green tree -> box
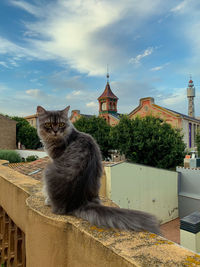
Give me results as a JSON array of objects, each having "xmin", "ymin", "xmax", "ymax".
[
  {"xmin": 110, "ymin": 115, "xmax": 186, "ymax": 169},
  {"xmin": 11, "ymin": 116, "xmax": 41, "ymax": 149},
  {"xmin": 74, "ymin": 116, "xmax": 112, "ymax": 158}
]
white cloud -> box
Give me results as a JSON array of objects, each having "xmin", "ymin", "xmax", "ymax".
[
  {"xmin": 0, "ymin": 61, "xmax": 9, "ymax": 68},
  {"xmin": 26, "ymin": 89, "xmax": 46, "ymax": 98},
  {"xmin": 171, "ymin": 0, "xmax": 189, "ymax": 13},
  {"xmin": 129, "ymin": 47, "xmax": 154, "ymax": 64},
  {"xmin": 9, "ymin": 0, "xmax": 42, "ymax": 17},
  {"xmin": 66, "ymin": 90, "xmax": 83, "ymax": 100},
  {"xmin": 157, "ymin": 88, "xmax": 188, "ymax": 115},
  {"xmin": 150, "ymin": 66, "xmax": 163, "ymax": 71},
  {"xmin": 150, "ymin": 62, "xmax": 170, "ymax": 71},
  {"xmin": 5, "ymin": 0, "xmax": 175, "ymax": 75},
  {"xmin": 86, "ymin": 101, "xmax": 98, "ymax": 108}
]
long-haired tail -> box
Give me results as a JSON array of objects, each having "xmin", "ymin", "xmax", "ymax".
[{"xmin": 73, "ymin": 202, "xmax": 160, "ymax": 234}]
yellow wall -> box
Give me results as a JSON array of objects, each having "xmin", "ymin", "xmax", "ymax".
[{"xmin": 1, "ymin": 161, "xmax": 200, "ymax": 266}]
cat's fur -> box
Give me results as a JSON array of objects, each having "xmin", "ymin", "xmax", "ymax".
[{"xmin": 37, "ymin": 105, "xmax": 160, "ymax": 234}]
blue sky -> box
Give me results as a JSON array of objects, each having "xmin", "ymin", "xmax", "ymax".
[{"xmin": 0, "ymin": 0, "xmax": 200, "ymax": 117}]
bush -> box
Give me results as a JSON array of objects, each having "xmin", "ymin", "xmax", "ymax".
[
  {"xmin": 0, "ymin": 150, "xmax": 22, "ymax": 163},
  {"xmin": 26, "ymin": 155, "xmax": 39, "ymax": 162}
]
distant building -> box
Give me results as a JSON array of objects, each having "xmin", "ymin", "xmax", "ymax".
[
  {"xmin": 187, "ymin": 78, "xmax": 195, "ymax": 117},
  {"xmin": 129, "ymin": 97, "xmax": 200, "ymax": 150},
  {"xmin": 97, "ymin": 74, "xmax": 120, "ymax": 126},
  {"xmin": 0, "ymin": 114, "xmax": 17, "ymax": 149},
  {"xmin": 24, "ymin": 114, "xmax": 38, "ymax": 129},
  {"xmin": 70, "ymin": 110, "xmax": 93, "ymax": 123}
]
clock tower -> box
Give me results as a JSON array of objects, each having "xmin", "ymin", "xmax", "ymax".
[{"xmin": 98, "ymin": 73, "xmax": 118, "ymax": 124}]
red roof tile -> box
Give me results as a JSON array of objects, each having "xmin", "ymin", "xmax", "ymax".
[
  {"xmin": 6, "ymin": 157, "xmax": 49, "ymax": 181},
  {"xmin": 98, "ymin": 82, "xmax": 118, "ymax": 100}
]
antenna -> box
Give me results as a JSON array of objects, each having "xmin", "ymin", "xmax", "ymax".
[{"xmin": 106, "ymin": 64, "xmax": 109, "ymax": 83}]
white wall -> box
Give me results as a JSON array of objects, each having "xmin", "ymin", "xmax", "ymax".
[
  {"xmin": 105, "ymin": 162, "xmax": 178, "ymax": 224},
  {"xmin": 15, "ymin": 149, "xmax": 47, "ymax": 159}
]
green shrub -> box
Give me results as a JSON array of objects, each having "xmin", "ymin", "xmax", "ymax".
[
  {"xmin": 0, "ymin": 150, "xmax": 22, "ymax": 163},
  {"xmin": 26, "ymin": 155, "xmax": 39, "ymax": 162}
]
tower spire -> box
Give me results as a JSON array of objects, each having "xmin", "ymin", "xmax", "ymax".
[{"xmin": 106, "ymin": 64, "xmax": 109, "ymax": 83}]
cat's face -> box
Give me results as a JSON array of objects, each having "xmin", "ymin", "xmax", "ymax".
[{"xmin": 37, "ymin": 106, "xmax": 71, "ymax": 141}]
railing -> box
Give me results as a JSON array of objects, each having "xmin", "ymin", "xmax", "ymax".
[{"xmin": 0, "ymin": 206, "xmax": 26, "ymax": 267}]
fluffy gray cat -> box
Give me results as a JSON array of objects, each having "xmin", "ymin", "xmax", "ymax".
[{"xmin": 37, "ymin": 105, "xmax": 160, "ymax": 234}]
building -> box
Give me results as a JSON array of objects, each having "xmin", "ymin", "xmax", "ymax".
[
  {"xmin": 0, "ymin": 114, "xmax": 17, "ymax": 149},
  {"xmin": 129, "ymin": 96, "xmax": 200, "ymax": 150},
  {"xmin": 97, "ymin": 74, "xmax": 120, "ymax": 126},
  {"xmin": 24, "ymin": 114, "xmax": 38, "ymax": 128},
  {"xmin": 70, "ymin": 110, "xmax": 93, "ymax": 123}
]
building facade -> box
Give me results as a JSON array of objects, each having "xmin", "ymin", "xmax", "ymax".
[
  {"xmin": 129, "ymin": 97, "xmax": 200, "ymax": 150},
  {"xmin": 0, "ymin": 114, "xmax": 17, "ymax": 149},
  {"xmin": 24, "ymin": 114, "xmax": 38, "ymax": 129}
]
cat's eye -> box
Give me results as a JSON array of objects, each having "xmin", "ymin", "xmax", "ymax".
[
  {"xmin": 44, "ymin": 122, "xmax": 51, "ymax": 128},
  {"xmin": 59, "ymin": 122, "xmax": 65, "ymax": 128}
]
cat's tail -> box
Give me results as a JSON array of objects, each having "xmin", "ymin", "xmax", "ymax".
[{"xmin": 73, "ymin": 202, "xmax": 160, "ymax": 234}]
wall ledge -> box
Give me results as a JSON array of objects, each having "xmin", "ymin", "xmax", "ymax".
[{"xmin": 1, "ymin": 164, "xmax": 200, "ymax": 266}]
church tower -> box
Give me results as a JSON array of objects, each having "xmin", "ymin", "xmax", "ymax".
[
  {"xmin": 98, "ymin": 72, "xmax": 118, "ymax": 124},
  {"xmin": 187, "ymin": 77, "xmax": 195, "ymax": 117}
]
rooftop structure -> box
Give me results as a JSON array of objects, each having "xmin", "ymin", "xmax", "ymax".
[
  {"xmin": 98, "ymin": 73, "xmax": 119, "ymax": 126},
  {"xmin": 187, "ymin": 77, "xmax": 195, "ymax": 118}
]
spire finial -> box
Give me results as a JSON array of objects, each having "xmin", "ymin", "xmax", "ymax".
[
  {"xmin": 106, "ymin": 64, "xmax": 109, "ymax": 83},
  {"xmin": 189, "ymin": 74, "xmax": 192, "ymax": 80}
]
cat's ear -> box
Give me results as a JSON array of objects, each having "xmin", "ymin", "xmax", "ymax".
[
  {"xmin": 37, "ymin": 106, "xmax": 46, "ymax": 115},
  {"xmin": 62, "ymin": 106, "xmax": 70, "ymax": 117}
]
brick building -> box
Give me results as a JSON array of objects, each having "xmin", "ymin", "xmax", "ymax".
[
  {"xmin": 97, "ymin": 76, "xmax": 120, "ymax": 126},
  {"xmin": 129, "ymin": 97, "xmax": 200, "ymax": 150},
  {"xmin": 70, "ymin": 110, "xmax": 93, "ymax": 123},
  {"xmin": 0, "ymin": 114, "xmax": 17, "ymax": 149}
]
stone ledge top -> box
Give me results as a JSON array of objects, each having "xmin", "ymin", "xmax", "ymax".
[{"xmin": 1, "ymin": 164, "xmax": 200, "ymax": 266}]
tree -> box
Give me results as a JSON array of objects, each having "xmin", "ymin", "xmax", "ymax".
[
  {"xmin": 74, "ymin": 116, "xmax": 112, "ymax": 158},
  {"xmin": 11, "ymin": 116, "xmax": 41, "ymax": 149},
  {"xmin": 110, "ymin": 115, "xmax": 186, "ymax": 169}
]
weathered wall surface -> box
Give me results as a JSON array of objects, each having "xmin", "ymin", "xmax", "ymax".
[
  {"xmin": 0, "ymin": 115, "xmax": 16, "ymax": 149},
  {"xmin": 1, "ymin": 161, "xmax": 200, "ymax": 267},
  {"xmin": 105, "ymin": 162, "xmax": 178, "ymax": 224},
  {"xmin": 177, "ymin": 167, "xmax": 200, "ymax": 218},
  {"xmin": 15, "ymin": 149, "xmax": 47, "ymax": 159}
]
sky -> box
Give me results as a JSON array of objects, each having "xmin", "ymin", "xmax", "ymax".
[{"xmin": 0, "ymin": 0, "xmax": 200, "ymax": 117}]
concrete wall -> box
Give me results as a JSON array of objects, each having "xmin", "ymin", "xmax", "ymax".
[
  {"xmin": 105, "ymin": 162, "xmax": 178, "ymax": 224},
  {"xmin": 0, "ymin": 115, "xmax": 16, "ymax": 149},
  {"xmin": 15, "ymin": 149, "xmax": 47, "ymax": 159},
  {"xmin": 177, "ymin": 167, "xmax": 200, "ymax": 218},
  {"xmin": 0, "ymin": 161, "xmax": 200, "ymax": 266}
]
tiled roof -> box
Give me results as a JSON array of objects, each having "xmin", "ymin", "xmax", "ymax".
[
  {"xmin": 6, "ymin": 157, "xmax": 49, "ymax": 180},
  {"xmin": 109, "ymin": 113, "xmax": 120, "ymax": 120},
  {"xmin": 98, "ymin": 82, "xmax": 118, "ymax": 100},
  {"xmin": 164, "ymin": 107, "xmax": 200, "ymax": 123}
]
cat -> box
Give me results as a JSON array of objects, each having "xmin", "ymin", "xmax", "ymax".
[{"xmin": 37, "ymin": 105, "xmax": 160, "ymax": 234}]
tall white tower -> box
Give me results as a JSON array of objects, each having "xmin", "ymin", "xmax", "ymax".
[{"xmin": 187, "ymin": 78, "xmax": 195, "ymax": 117}]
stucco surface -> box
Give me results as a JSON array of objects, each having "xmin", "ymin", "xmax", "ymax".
[{"xmin": 0, "ymin": 161, "xmax": 200, "ymax": 266}]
